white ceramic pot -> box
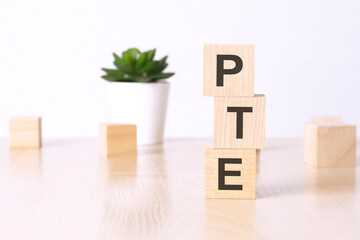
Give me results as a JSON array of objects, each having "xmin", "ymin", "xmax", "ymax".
[{"xmin": 107, "ymin": 81, "xmax": 170, "ymax": 145}]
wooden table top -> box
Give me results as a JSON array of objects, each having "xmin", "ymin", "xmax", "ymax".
[{"xmin": 0, "ymin": 138, "xmax": 359, "ymax": 240}]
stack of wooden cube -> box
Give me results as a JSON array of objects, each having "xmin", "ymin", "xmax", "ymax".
[{"xmin": 203, "ymin": 45, "xmax": 266, "ymax": 199}]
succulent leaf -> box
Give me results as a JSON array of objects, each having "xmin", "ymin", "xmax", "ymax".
[
  {"xmin": 158, "ymin": 56, "xmax": 168, "ymax": 68},
  {"xmin": 141, "ymin": 61, "xmax": 157, "ymax": 74},
  {"xmin": 135, "ymin": 52, "xmax": 148, "ymax": 70},
  {"xmin": 147, "ymin": 56, "xmax": 166, "ymax": 74},
  {"xmin": 122, "ymin": 51, "xmax": 134, "ymax": 66},
  {"xmin": 150, "ymin": 73, "xmax": 174, "ymax": 81},
  {"xmin": 115, "ymin": 63, "xmax": 134, "ymax": 74},
  {"xmin": 146, "ymin": 49, "xmax": 156, "ymax": 63},
  {"xmin": 101, "ymin": 75, "xmax": 120, "ymax": 81},
  {"xmin": 126, "ymin": 48, "xmax": 140, "ymax": 59},
  {"xmin": 113, "ymin": 53, "xmax": 123, "ymax": 68},
  {"xmin": 133, "ymin": 76, "xmax": 152, "ymax": 82},
  {"xmin": 159, "ymin": 63, "xmax": 168, "ymax": 72},
  {"xmin": 101, "ymin": 68, "xmax": 124, "ymax": 77}
]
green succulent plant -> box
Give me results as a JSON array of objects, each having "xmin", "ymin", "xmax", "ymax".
[{"xmin": 101, "ymin": 48, "xmax": 174, "ymax": 83}]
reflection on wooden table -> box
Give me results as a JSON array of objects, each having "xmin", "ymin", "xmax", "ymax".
[{"xmin": 0, "ymin": 138, "xmax": 359, "ymax": 239}]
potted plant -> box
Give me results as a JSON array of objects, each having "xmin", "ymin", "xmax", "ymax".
[{"xmin": 101, "ymin": 48, "xmax": 174, "ymax": 145}]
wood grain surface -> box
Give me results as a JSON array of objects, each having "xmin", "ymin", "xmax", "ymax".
[
  {"xmin": 0, "ymin": 138, "xmax": 359, "ymax": 240},
  {"xmin": 204, "ymin": 146, "xmax": 256, "ymax": 199},
  {"xmin": 9, "ymin": 117, "xmax": 42, "ymax": 148},
  {"xmin": 304, "ymin": 122, "xmax": 356, "ymax": 168},
  {"xmin": 203, "ymin": 44, "xmax": 255, "ymax": 97},
  {"xmin": 214, "ymin": 95, "xmax": 266, "ymax": 149}
]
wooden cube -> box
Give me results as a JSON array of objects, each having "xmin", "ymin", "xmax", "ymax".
[
  {"xmin": 312, "ymin": 116, "xmax": 342, "ymax": 122},
  {"xmin": 203, "ymin": 45, "xmax": 254, "ymax": 97},
  {"xmin": 304, "ymin": 122, "xmax": 356, "ymax": 168},
  {"xmin": 99, "ymin": 123, "xmax": 137, "ymax": 157},
  {"xmin": 204, "ymin": 146, "xmax": 256, "ymax": 199},
  {"xmin": 9, "ymin": 117, "xmax": 41, "ymax": 148},
  {"xmin": 214, "ymin": 94, "xmax": 266, "ymax": 149}
]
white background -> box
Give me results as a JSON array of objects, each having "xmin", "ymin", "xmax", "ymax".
[{"xmin": 0, "ymin": 0, "xmax": 360, "ymax": 138}]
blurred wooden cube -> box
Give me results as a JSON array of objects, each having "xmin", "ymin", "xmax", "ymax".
[
  {"xmin": 9, "ymin": 117, "xmax": 42, "ymax": 148},
  {"xmin": 304, "ymin": 122, "xmax": 356, "ymax": 168},
  {"xmin": 214, "ymin": 94, "xmax": 266, "ymax": 149},
  {"xmin": 312, "ymin": 116, "xmax": 342, "ymax": 122},
  {"xmin": 205, "ymin": 145, "xmax": 256, "ymax": 199},
  {"xmin": 203, "ymin": 45, "xmax": 255, "ymax": 97},
  {"xmin": 99, "ymin": 123, "xmax": 137, "ymax": 157}
]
